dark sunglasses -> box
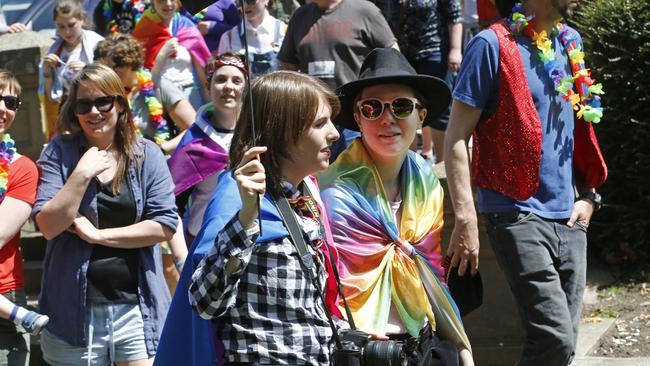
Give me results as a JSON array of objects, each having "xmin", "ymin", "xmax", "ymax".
[
  {"xmin": 0, "ymin": 95, "xmax": 21, "ymax": 111},
  {"xmin": 73, "ymin": 95, "xmax": 118, "ymax": 115},
  {"xmin": 244, "ymin": 0, "xmax": 258, "ymax": 5},
  {"xmin": 357, "ymin": 97, "xmax": 422, "ymax": 120}
]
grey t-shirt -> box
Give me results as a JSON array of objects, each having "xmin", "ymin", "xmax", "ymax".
[
  {"xmin": 278, "ymin": 0, "xmax": 396, "ymax": 90},
  {"xmin": 131, "ymin": 91, "xmax": 156, "ymax": 140}
]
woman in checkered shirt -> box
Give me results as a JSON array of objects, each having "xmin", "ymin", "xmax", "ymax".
[{"xmin": 189, "ymin": 70, "xmax": 343, "ymax": 365}]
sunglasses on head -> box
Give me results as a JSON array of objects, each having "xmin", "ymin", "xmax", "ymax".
[
  {"xmin": 356, "ymin": 97, "xmax": 422, "ymax": 121},
  {"xmin": 0, "ymin": 95, "xmax": 21, "ymax": 111},
  {"xmin": 73, "ymin": 95, "xmax": 118, "ymax": 115}
]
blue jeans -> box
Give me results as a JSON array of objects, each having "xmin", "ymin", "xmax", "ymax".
[
  {"xmin": 41, "ymin": 303, "xmax": 149, "ymax": 366},
  {"xmin": 483, "ymin": 211, "xmax": 587, "ymax": 366}
]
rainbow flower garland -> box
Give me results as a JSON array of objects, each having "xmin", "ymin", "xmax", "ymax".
[
  {"xmin": 0, "ymin": 134, "xmax": 16, "ymax": 202},
  {"xmin": 508, "ymin": 3, "xmax": 605, "ymax": 123},
  {"xmin": 188, "ymin": 7, "xmax": 208, "ymax": 23},
  {"xmin": 102, "ymin": 0, "xmax": 147, "ymax": 34},
  {"xmin": 135, "ymin": 68, "xmax": 169, "ymax": 145}
]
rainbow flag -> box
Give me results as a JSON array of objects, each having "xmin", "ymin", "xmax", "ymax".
[{"xmin": 132, "ymin": 8, "xmax": 211, "ymax": 70}]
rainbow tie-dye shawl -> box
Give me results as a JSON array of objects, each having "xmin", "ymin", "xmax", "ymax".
[{"xmin": 319, "ymin": 139, "xmax": 471, "ymax": 351}]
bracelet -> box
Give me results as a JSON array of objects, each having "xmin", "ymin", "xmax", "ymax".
[{"xmin": 175, "ymin": 258, "xmax": 186, "ymax": 271}]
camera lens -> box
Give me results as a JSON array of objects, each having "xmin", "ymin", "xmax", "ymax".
[{"xmin": 362, "ymin": 340, "xmax": 407, "ymax": 366}]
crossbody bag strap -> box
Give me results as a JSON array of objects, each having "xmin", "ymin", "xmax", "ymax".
[
  {"xmin": 273, "ymin": 193, "xmax": 343, "ymax": 349},
  {"xmin": 297, "ymin": 184, "xmax": 357, "ymax": 329}
]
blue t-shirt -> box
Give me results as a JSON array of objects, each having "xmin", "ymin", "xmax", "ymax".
[{"xmin": 453, "ymin": 26, "xmax": 581, "ymax": 219}]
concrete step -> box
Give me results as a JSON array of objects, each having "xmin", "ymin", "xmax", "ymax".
[
  {"xmin": 572, "ymin": 357, "xmax": 650, "ymax": 365},
  {"xmin": 576, "ymin": 318, "xmax": 615, "ymax": 357}
]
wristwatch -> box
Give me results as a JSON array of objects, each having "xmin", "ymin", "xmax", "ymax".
[{"xmin": 581, "ymin": 191, "xmax": 602, "ymax": 211}]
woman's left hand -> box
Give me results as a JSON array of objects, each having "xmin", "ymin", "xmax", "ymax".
[{"xmin": 68, "ymin": 216, "xmax": 104, "ymax": 244}]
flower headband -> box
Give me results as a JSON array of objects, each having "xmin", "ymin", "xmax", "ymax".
[{"xmin": 206, "ymin": 57, "xmax": 249, "ymax": 83}]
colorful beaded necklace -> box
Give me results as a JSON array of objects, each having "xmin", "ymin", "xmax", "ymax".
[
  {"xmin": 0, "ymin": 134, "xmax": 16, "ymax": 202},
  {"xmin": 102, "ymin": 0, "xmax": 146, "ymax": 34},
  {"xmin": 134, "ymin": 68, "xmax": 169, "ymax": 146},
  {"xmin": 507, "ymin": 3, "xmax": 604, "ymax": 123}
]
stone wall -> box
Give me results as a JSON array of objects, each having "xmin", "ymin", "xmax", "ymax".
[
  {"xmin": 433, "ymin": 162, "xmax": 525, "ymax": 366},
  {"xmin": 0, "ymin": 31, "xmax": 54, "ymax": 161}
]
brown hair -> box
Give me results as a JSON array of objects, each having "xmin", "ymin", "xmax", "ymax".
[
  {"xmin": 58, "ymin": 64, "xmax": 137, "ymax": 194},
  {"xmin": 229, "ymin": 71, "xmax": 340, "ymax": 197},
  {"xmin": 0, "ymin": 69, "xmax": 22, "ymax": 96},
  {"xmin": 205, "ymin": 52, "xmax": 247, "ymax": 86},
  {"xmin": 53, "ymin": 0, "xmax": 89, "ymax": 28},
  {"xmin": 94, "ymin": 34, "xmax": 144, "ymax": 70}
]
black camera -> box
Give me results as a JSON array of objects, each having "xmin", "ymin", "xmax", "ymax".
[{"xmin": 333, "ymin": 329, "xmax": 407, "ymax": 366}]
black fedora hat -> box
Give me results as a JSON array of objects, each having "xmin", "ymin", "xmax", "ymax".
[
  {"xmin": 442, "ymin": 256, "xmax": 484, "ymax": 317},
  {"xmin": 336, "ymin": 48, "xmax": 451, "ymax": 131}
]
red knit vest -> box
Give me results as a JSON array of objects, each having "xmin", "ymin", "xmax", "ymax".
[{"xmin": 472, "ymin": 21, "xmax": 607, "ymax": 201}]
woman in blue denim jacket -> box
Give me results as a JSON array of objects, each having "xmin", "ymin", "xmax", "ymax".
[{"xmin": 33, "ymin": 64, "xmax": 178, "ymax": 366}]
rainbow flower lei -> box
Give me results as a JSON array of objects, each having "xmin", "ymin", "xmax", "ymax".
[
  {"xmin": 0, "ymin": 134, "xmax": 16, "ymax": 202},
  {"xmin": 508, "ymin": 3, "xmax": 605, "ymax": 123},
  {"xmin": 134, "ymin": 68, "xmax": 169, "ymax": 145},
  {"xmin": 102, "ymin": 0, "xmax": 147, "ymax": 34},
  {"xmin": 188, "ymin": 7, "xmax": 208, "ymax": 23}
]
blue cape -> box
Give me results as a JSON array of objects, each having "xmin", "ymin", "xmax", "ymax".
[{"xmin": 154, "ymin": 171, "xmax": 289, "ymax": 366}]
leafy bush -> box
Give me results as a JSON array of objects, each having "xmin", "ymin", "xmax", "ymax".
[{"xmin": 574, "ymin": 0, "xmax": 650, "ymax": 265}]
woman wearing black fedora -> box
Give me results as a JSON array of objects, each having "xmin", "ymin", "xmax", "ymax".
[{"xmin": 319, "ymin": 48, "xmax": 474, "ymax": 366}]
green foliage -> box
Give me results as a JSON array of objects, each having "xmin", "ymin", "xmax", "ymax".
[{"xmin": 573, "ymin": 0, "xmax": 650, "ymax": 264}]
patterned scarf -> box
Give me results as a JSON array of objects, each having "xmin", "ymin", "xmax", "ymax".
[{"xmin": 319, "ymin": 139, "xmax": 471, "ymax": 350}]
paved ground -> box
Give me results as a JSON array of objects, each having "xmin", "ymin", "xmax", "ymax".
[{"xmin": 571, "ymin": 257, "xmax": 650, "ymax": 366}]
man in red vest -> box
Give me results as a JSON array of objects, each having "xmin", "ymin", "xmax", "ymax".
[{"xmin": 445, "ymin": 0, "xmax": 607, "ymax": 364}]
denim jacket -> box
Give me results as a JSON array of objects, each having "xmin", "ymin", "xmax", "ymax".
[{"xmin": 32, "ymin": 134, "xmax": 178, "ymax": 356}]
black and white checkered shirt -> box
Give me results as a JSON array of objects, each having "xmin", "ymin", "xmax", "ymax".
[{"xmin": 189, "ymin": 183, "xmax": 334, "ymax": 365}]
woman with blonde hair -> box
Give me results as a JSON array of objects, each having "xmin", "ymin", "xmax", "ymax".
[
  {"xmin": 319, "ymin": 48, "xmax": 473, "ymax": 365},
  {"xmin": 33, "ymin": 64, "xmax": 178, "ymax": 365}
]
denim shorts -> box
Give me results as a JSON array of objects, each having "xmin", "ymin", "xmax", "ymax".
[{"xmin": 41, "ymin": 303, "xmax": 149, "ymax": 366}]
